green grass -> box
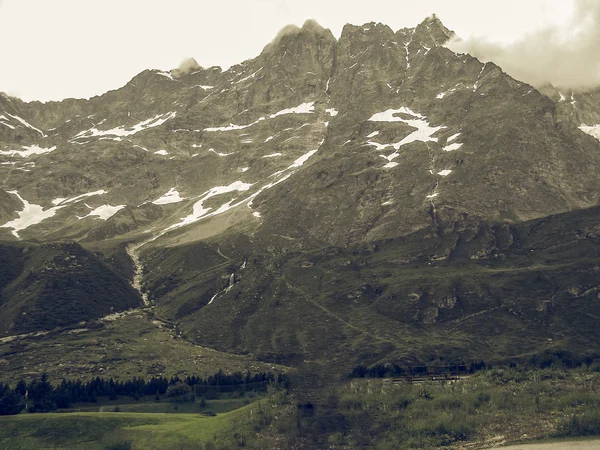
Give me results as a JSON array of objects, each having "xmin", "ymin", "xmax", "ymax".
[
  {"xmin": 324, "ymin": 368, "xmax": 600, "ymax": 449},
  {"xmin": 67, "ymin": 395, "xmax": 263, "ymax": 415},
  {"xmin": 0, "ymin": 404, "xmax": 256, "ymax": 450}
]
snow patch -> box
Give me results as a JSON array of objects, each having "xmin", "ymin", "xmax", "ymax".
[
  {"xmin": 367, "ymin": 141, "xmax": 389, "ymax": 151},
  {"xmin": 366, "ymin": 107, "xmax": 444, "ymax": 157},
  {"xmin": 73, "ymin": 112, "xmax": 176, "ymax": 140},
  {"xmin": 270, "ymin": 102, "xmax": 315, "ymax": 118},
  {"xmin": 156, "ymin": 70, "xmax": 174, "ymax": 80},
  {"xmin": 290, "ymin": 149, "xmax": 318, "ymax": 168},
  {"xmin": 152, "ymin": 188, "xmax": 185, "ymax": 205},
  {"xmin": 447, "ymin": 133, "xmax": 460, "ymax": 143},
  {"xmin": 209, "ymin": 148, "xmax": 233, "ymax": 156},
  {"xmin": 383, "ymin": 162, "xmax": 398, "ymax": 169},
  {"xmin": 0, "ymin": 145, "xmax": 57, "ymax": 158},
  {"xmin": 205, "ymin": 117, "xmax": 265, "ymax": 132},
  {"xmin": 56, "ymin": 190, "xmax": 107, "ymax": 206},
  {"xmin": 235, "ymin": 67, "xmax": 262, "ymax": 84},
  {"xmin": 443, "ymin": 143, "xmax": 463, "ymax": 152},
  {"xmin": 168, "ymin": 181, "xmax": 253, "ymax": 230},
  {"xmin": 154, "ymin": 150, "xmax": 169, "ymax": 156},
  {"xmin": 366, "ymin": 131, "xmax": 380, "ymax": 138},
  {"xmin": 80, "ymin": 204, "xmax": 126, "ymax": 220},
  {"xmin": 437, "ymin": 170, "xmax": 452, "ymax": 176},
  {"xmin": 5, "ymin": 113, "xmax": 46, "ymax": 136},
  {"xmin": 325, "ymin": 108, "xmax": 339, "ymax": 117},
  {"xmin": 262, "ymin": 153, "xmax": 282, "ymax": 158},
  {"xmin": 579, "ymin": 124, "xmax": 600, "ymax": 141},
  {"xmin": 368, "ymin": 107, "xmax": 425, "ymax": 122},
  {"xmin": 1, "ymin": 189, "xmax": 110, "ymax": 237},
  {"xmin": 1, "ymin": 191, "xmax": 61, "ymax": 238},
  {"xmin": 253, "ymin": 211, "xmax": 261, "ymax": 218}
]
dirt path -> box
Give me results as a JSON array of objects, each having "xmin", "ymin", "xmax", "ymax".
[{"xmin": 505, "ymin": 439, "xmax": 600, "ymax": 449}]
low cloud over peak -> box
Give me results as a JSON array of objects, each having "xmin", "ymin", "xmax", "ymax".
[{"xmin": 447, "ymin": 0, "xmax": 600, "ymax": 90}]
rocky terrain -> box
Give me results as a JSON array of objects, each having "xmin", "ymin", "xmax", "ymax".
[{"xmin": 1, "ymin": 16, "xmax": 600, "ymax": 372}]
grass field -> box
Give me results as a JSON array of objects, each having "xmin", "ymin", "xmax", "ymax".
[{"xmin": 0, "ymin": 405, "xmax": 254, "ymax": 450}]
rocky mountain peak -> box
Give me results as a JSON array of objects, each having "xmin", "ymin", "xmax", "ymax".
[
  {"xmin": 261, "ymin": 19, "xmax": 336, "ymax": 57},
  {"xmin": 414, "ymin": 14, "xmax": 454, "ymax": 45}
]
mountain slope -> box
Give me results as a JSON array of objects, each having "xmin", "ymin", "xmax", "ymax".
[
  {"xmin": 1, "ymin": 17, "xmax": 600, "ymax": 368},
  {"xmin": 0, "ymin": 242, "xmax": 139, "ymax": 336}
]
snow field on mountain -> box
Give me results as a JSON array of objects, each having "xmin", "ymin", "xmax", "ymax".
[
  {"xmin": 152, "ymin": 188, "xmax": 185, "ymax": 205},
  {"xmin": 0, "ymin": 145, "xmax": 57, "ymax": 158},
  {"xmin": 443, "ymin": 143, "xmax": 463, "ymax": 152},
  {"xmin": 0, "ymin": 189, "xmax": 123, "ymax": 237},
  {"xmin": 80, "ymin": 204, "xmax": 126, "ymax": 220},
  {"xmin": 579, "ymin": 124, "xmax": 600, "ymax": 141},
  {"xmin": 1, "ymin": 191, "xmax": 63, "ymax": 238},
  {"xmin": 204, "ymin": 102, "xmax": 316, "ymax": 133},
  {"xmin": 161, "ymin": 141, "xmax": 324, "ymax": 236},
  {"xmin": 53, "ymin": 190, "xmax": 107, "ymax": 206},
  {"xmin": 209, "ymin": 149, "xmax": 233, "ymax": 156},
  {"xmin": 0, "ymin": 115, "xmax": 15, "ymax": 129},
  {"xmin": 366, "ymin": 107, "xmax": 445, "ymax": 170},
  {"xmin": 72, "ymin": 112, "xmax": 176, "ymax": 141},
  {"xmin": 168, "ymin": 181, "xmax": 254, "ymax": 230},
  {"xmin": 447, "ymin": 133, "xmax": 460, "ymax": 142},
  {"xmin": 367, "ymin": 107, "xmax": 444, "ymax": 156},
  {"xmin": 3, "ymin": 113, "xmax": 46, "ymax": 136}
]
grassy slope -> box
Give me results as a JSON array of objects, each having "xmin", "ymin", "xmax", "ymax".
[
  {"xmin": 4, "ymin": 369, "xmax": 600, "ymax": 449},
  {"xmin": 0, "ymin": 407, "xmax": 251, "ymax": 450},
  {"xmin": 0, "ymin": 242, "xmax": 140, "ymax": 337},
  {"xmin": 0, "ymin": 310, "xmax": 287, "ymax": 383},
  {"xmin": 138, "ymin": 205, "xmax": 600, "ymax": 372}
]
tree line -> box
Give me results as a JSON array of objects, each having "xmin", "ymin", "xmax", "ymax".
[
  {"xmin": 350, "ymin": 349, "xmax": 600, "ymax": 379},
  {"xmin": 0, "ymin": 370, "xmax": 286, "ymax": 415}
]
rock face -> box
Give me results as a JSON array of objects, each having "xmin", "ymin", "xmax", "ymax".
[{"xmin": 2, "ymin": 17, "xmax": 600, "ymax": 363}]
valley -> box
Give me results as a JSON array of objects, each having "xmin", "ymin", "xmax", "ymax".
[{"xmin": 1, "ymin": 12, "xmax": 600, "ymax": 449}]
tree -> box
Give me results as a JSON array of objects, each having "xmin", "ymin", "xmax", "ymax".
[
  {"xmin": 0, "ymin": 390, "xmax": 24, "ymax": 415},
  {"xmin": 166, "ymin": 383, "xmax": 192, "ymax": 402}
]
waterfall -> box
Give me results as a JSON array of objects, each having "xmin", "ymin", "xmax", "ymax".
[{"xmin": 126, "ymin": 244, "xmax": 149, "ymax": 306}]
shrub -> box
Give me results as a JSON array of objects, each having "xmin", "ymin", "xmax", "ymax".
[{"xmin": 555, "ymin": 411, "xmax": 600, "ymax": 437}]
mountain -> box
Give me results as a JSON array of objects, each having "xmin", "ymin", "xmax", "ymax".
[{"xmin": 1, "ymin": 16, "xmax": 600, "ymax": 372}]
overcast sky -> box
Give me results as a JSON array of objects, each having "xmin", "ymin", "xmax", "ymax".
[{"xmin": 0, "ymin": 0, "xmax": 578, "ymax": 102}]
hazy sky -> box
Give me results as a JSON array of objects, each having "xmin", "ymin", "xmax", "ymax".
[{"xmin": 0, "ymin": 0, "xmax": 578, "ymax": 102}]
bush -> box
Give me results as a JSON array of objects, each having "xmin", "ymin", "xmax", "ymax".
[
  {"xmin": 555, "ymin": 411, "xmax": 600, "ymax": 437},
  {"xmin": 166, "ymin": 382, "xmax": 192, "ymax": 398}
]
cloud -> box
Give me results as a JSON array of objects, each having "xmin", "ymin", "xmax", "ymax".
[
  {"xmin": 262, "ymin": 19, "xmax": 331, "ymax": 54},
  {"xmin": 446, "ymin": 0, "xmax": 600, "ymax": 90},
  {"xmin": 172, "ymin": 57, "xmax": 202, "ymax": 78}
]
